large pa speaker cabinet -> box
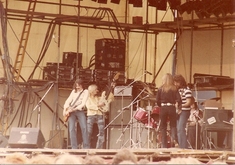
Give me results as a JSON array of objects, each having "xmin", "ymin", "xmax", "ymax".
[
  {"xmin": 95, "ymin": 38, "xmax": 126, "ymax": 71},
  {"xmin": 107, "ymin": 125, "xmax": 130, "ymax": 149},
  {"xmin": 109, "ymin": 97, "xmax": 133, "ymax": 125},
  {"xmin": 8, "ymin": 127, "xmax": 45, "ymax": 148},
  {"xmin": 202, "ymin": 109, "xmax": 233, "ymax": 129}
]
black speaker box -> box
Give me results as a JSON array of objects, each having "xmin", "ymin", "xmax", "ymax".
[
  {"xmin": 62, "ymin": 52, "xmax": 82, "ymax": 68},
  {"xmin": 95, "ymin": 38, "xmax": 126, "ymax": 71},
  {"xmin": 8, "ymin": 127, "xmax": 45, "ymax": 148},
  {"xmin": 202, "ymin": 109, "xmax": 233, "ymax": 129},
  {"xmin": 109, "ymin": 97, "xmax": 132, "ymax": 125},
  {"xmin": 107, "ymin": 125, "xmax": 130, "ymax": 149}
]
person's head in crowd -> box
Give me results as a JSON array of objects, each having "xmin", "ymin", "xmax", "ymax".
[
  {"xmin": 166, "ymin": 157, "xmax": 202, "ymax": 164},
  {"xmin": 118, "ymin": 160, "xmax": 135, "ymax": 164},
  {"xmin": 112, "ymin": 148, "xmax": 138, "ymax": 164},
  {"xmin": 207, "ymin": 160, "xmax": 228, "ymax": 164},
  {"xmin": 54, "ymin": 153, "xmax": 84, "ymax": 164},
  {"xmin": 28, "ymin": 154, "xmax": 54, "ymax": 164},
  {"xmin": 84, "ymin": 155, "xmax": 106, "ymax": 164},
  {"xmin": 138, "ymin": 158, "xmax": 150, "ymax": 164},
  {"xmin": 4, "ymin": 152, "xmax": 28, "ymax": 164}
]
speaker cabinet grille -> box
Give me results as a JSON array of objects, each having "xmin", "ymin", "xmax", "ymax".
[
  {"xmin": 107, "ymin": 125, "xmax": 130, "ymax": 149},
  {"xmin": 95, "ymin": 38, "xmax": 125, "ymax": 71},
  {"xmin": 8, "ymin": 127, "xmax": 45, "ymax": 148},
  {"xmin": 109, "ymin": 97, "xmax": 132, "ymax": 125}
]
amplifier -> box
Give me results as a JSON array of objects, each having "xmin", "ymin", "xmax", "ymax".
[
  {"xmin": 193, "ymin": 73, "xmax": 234, "ymax": 88},
  {"xmin": 43, "ymin": 66, "xmax": 74, "ymax": 81},
  {"xmin": 202, "ymin": 109, "xmax": 233, "ymax": 129},
  {"xmin": 62, "ymin": 52, "xmax": 82, "ymax": 68},
  {"xmin": 109, "ymin": 71, "xmax": 126, "ymax": 85},
  {"xmin": 76, "ymin": 68, "xmax": 94, "ymax": 83},
  {"xmin": 114, "ymin": 86, "xmax": 132, "ymax": 97}
]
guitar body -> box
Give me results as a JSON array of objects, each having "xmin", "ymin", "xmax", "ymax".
[
  {"xmin": 98, "ymin": 72, "xmax": 120, "ymax": 113},
  {"xmin": 99, "ymin": 91, "xmax": 110, "ymax": 113},
  {"xmin": 63, "ymin": 107, "xmax": 73, "ymax": 122}
]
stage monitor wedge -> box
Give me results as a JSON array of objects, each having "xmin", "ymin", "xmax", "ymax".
[{"xmin": 8, "ymin": 127, "xmax": 45, "ymax": 148}]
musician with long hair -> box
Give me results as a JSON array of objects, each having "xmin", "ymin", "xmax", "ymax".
[
  {"xmin": 173, "ymin": 74, "xmax": 194, "ymax": 149},
  {"xmin": 86, "ymin": 84, "xmax": 106, "ymax": 149},
  {"xmin": 63, "ymin": 78, "xmax": 89, "ymax": 149},
  {"xmin": 156, "ymin": 73, "xmax": 182, "ymax": 148}
]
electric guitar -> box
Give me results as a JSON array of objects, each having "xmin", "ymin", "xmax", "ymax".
[
  {"xmin": 63, "ymin": 107, "xmax": 73, "ymax": 122},
  {"xmin": 98, "ymin": 72, "xmax": 120, "ymax": 113},
  {"xmin": 63, "ymin": 100, "xmax": 82, "ymax": 123}
]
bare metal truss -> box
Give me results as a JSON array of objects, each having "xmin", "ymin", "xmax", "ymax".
[{"xmin": 5, "ymin": 1, "xmax": 235, "ymax": 34}]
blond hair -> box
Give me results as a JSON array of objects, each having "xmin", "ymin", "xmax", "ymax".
[
  {"xmin": 161, "ymin": 73, "xmax": 177, "ymax": 93},
  {"xmin": 88, "ymin": 84, "xmax": 98, "ymax": 94}
]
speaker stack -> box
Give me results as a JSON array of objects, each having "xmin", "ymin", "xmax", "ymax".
[
  {"xmin": 95, "ymin": 38, "xmax": 125, "ymax": 71},
  {"xmin": 107, "ymin": 86, "xmax": 133, "ymax": 149}
]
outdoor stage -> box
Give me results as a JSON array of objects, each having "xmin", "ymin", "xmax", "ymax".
[{"xmin": 0, "ymin": 148, "xmax": 235, "ymax": 164}]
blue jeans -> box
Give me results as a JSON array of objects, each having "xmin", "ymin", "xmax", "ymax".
[
  {"xmin": 177, "ymin": 110, "xmax": 190, "ymax": 148},
  {"xmin": 68, "ymin": 110, "xmax": 89, "ymax": 149},
  {"xmin": 87, "ymin": 115, "xmax": 105, "ymax": 149}
]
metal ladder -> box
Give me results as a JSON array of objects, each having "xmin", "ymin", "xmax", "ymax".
[{"xmin": 13, "ymin": 0, "xmax": 37, "ymax": 81}]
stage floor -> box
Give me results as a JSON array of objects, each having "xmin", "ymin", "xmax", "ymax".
[{"xmin": 0, "ymin": 148, "xmax": 235, "ymax": 164}]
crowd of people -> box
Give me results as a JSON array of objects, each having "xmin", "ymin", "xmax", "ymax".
[{"xmin": 0, "ymin": 148, "xmax": 228, "ymax": 164}]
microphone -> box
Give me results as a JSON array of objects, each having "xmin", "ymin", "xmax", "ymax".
[{"xmin": 145, "ymin": 70, "xmax": 152, "ymax": 75}]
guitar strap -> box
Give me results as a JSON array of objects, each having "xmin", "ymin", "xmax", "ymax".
[{"xmin": 70, "ymin": 89, "xmax": 84, "ymax": 108}]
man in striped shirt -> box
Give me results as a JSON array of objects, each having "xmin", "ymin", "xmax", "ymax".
[{"xmin": 173, "ymin": 74, "xmax": 194, "ymax": 149}]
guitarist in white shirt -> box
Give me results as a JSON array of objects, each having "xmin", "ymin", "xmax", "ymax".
[{"xmin": 63, "ymin": 79, "xmax": 89, "ymax": 149}]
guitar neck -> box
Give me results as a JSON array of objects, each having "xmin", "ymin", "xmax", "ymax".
[
  {"xmin": 105, "ymin": 72, "xmax": 119, "ymax": 100},
  {"xmin": 105, "ymin": 87, "xmax": 113, "ymax": 100}
]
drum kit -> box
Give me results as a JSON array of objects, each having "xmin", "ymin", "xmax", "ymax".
[
  {"xmin": 134, "ymin": 106, "xmax": 159, "ymax": 130},
  {"xmin": 130, "ymin": 90, "xmax": 165, "ymax": 148},
  {"xmin": 105, "ymin": 71, "xmax": 164, "ymax": 149},
  {"xmin": 105, "ymin": 80, "xmax": 163, "ymax": 149}
]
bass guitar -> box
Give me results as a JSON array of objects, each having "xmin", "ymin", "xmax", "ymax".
[{"xmin": 98, "ymin": 72, "xmax": 120, "ymax": 113}]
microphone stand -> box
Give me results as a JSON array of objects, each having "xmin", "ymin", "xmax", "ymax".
[
  {"xmin": 106, "ymin": 71, "xmax": 148, "ymax": 129},
  {"xmin": 32, "ymin": 82, "xmax": 54, "ymax": 129},
  {"xmin": 193, "ymin": 110, "xmax": 201, "ymax": 150},
  {"xmin": 115, "ymin": 88, "xmax": 148, "ymax": 148}
]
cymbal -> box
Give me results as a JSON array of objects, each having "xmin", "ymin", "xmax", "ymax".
[
  {"xmin": 143, "ymin": 95, "xmax": 156, "ymax": 101},
  {"xmin": 138, "ymin": 81, "xmax": 154, "ymax": 95}
]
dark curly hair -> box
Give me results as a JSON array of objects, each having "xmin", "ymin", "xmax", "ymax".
[{"xmin": 173, "ymin": 74, "xmax": 187, "ymax": 88}]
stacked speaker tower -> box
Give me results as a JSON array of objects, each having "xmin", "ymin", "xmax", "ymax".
[
  {"xmin": 107, "ymin": 87, "xmax": 133, "ymax": 149},
  {"xmin": 95, "ymin": 38, "xmax": 126, "ymax": 71}
]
